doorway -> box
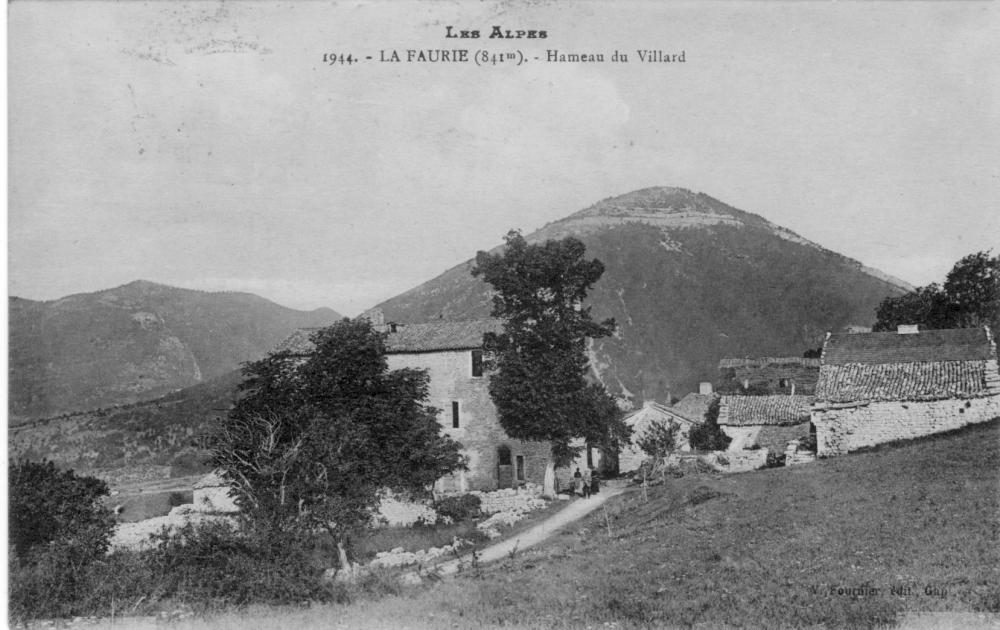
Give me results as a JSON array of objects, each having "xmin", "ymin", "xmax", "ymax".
[{"xmin": 497, "ymin": 445, "xmax": 513, "ymax": 489}]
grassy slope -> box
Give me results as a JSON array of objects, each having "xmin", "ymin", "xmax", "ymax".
[{"xmin": 178, "ymin": 419, "xmax": 998, "ymax": 630}]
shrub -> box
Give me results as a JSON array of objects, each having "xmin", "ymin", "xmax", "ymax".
[
  {"xmin": 765, "ymin": 452, "xmax": 786, "ymax": 468},
  {"xmin": 686, "ymin": 485, "xmax": 723, "ymax": 506},
  {"xmin": 637, "ymin": 421, "xmax": 679, "ymax": 458},
  {"xmin": 432, "ymin": 494, "xmax": 482, "ymax": 521},
  {"xmin": 9, "ymin": 459, "xmax": 115, "ymax": 561},
  {"xmin": 143, "ymin": 520, "xmax": 335, "ymax": 608},
  {"xmin": 688, "ymin": 399, "xmax": 732, "ymax": 451}
]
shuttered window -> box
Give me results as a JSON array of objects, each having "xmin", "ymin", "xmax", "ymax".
[{"xmin": 471, "ymin": 350, "xmax": 483, "ymax": 377}]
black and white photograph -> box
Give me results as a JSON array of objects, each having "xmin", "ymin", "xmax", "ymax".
[{"xmin": 6, "ymin": 1, "xmax": 1000, "ymax": 628}]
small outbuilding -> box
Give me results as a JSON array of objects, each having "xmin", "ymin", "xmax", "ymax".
[
  {"xmin": 717, "ymin": 394, "xmax": 814, "ymax": 451},
  {"xmin": 193, "ymin": 470, "xmax": 240, "ymax": 513},
  {"xmin": 618, "ymin": 401, "xmax": 702, "ymax": 473},
  {"xmin": 812, "ymin": 326, "xmax": 1000, "ymax": 457}
]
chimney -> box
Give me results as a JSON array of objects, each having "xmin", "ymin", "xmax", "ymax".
[
  {"xmin": 897, "ymin": 324, "xmax": 919, "ymax": 335},
  {"xmin": 699, "ymin": 382, "xmax": 713, "ymax": 395}
]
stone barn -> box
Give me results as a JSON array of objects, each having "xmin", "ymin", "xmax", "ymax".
[
  {"xmin": 812, "ymin": 326, "xmax": 1000, "ymax": 457},
  {"xmin": 717, "ymin": 395, "xmax": 814, "ymax": 452},
  {"xmin": 277, "ymin": 318, "xmax": 553, "ymax": 492},
  {"xmin": 618, "ymin": 400, "xmax": 702, "ymax": 473},
  {"xmin": 718, "ymin": 357, "xmax": 821, "ymax": 395}
]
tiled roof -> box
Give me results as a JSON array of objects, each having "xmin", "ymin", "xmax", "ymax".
[
  {"xmin": 754, "ymin": 423, "xmax": 811, "ymax": 452},
  {"xmin": 815, "ymin": 326, "xmax": 1000, "ymax": 403},
  {"xmin": 669, "ymin": 393, "xmax": 716, "ymax": 423},
  {"xmin": 275, "ymin": 319, "xmax": 503, "ymax": 356},
  {"xmin": 718, "ymin": 357, "xmax": 821, "ymax": 369},
  {"xmin": 384, "ymin": 319, "xmax": 503, "ymax": 353},
  {"xmin": 822, "ymin": 327, "xmax": 994, "ymax": 365},
  {"xmin": 815, "ymin": 360, "xmax": 998, "ymax": 403},
  {"xmin": 718, "ymin": 395, "xmax": 815, "ymax": 426},
  {"xmin": 623, "ymin": 401, "xmax": 700, "ymax": 430}
]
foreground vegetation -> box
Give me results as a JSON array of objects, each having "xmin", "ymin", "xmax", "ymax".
[{"xmin": 65, "ymin": 418, "xmax": 996, "ymax": 630}]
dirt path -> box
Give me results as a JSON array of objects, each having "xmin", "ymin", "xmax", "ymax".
[{"xmin": 433, "ymin": 482, "xmax": 629, "ymax": 576}]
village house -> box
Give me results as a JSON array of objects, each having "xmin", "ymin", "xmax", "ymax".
[
  {"xmin": 617, "ymin": 395, "xmax": 708, "ymax": 473},
  {"xmin": 276, "ymin": 314, "xmax": 559, "ymax": 493},
  {"xmin": 718, "ymin": 356, "xmax": 820, "ymax": 395},
  {"xmin": 717, "ymin": 394, "xmax": 814, "ymax": 452},
  {"xmin": 812, "ymin": 325, "xmax": 1000, "ymax": 457}
]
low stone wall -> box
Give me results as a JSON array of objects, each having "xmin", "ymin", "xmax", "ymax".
[
  {"xmin": 471, "ymin": 483, "xmax": 544, "ymax": 515},
  {"xmin": 713, "ymin": 449, "xmax": 769, "ymax": 473},
  {"xmin": 375, "ymin": 493, "xmax": 438, "ymax": 527},
  {"xmin": 657, "ymin": 450, "xmax": 768, "ymax": 475},
  {"xmin": 813, "ymin": 395, "xmax": 1000, "ymax": 457},
  {"xmin": 784, "ymin": 440, "xmax": 816, "ymax": 466}
]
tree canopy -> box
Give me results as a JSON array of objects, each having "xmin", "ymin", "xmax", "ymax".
[
  {"xmin": 9, "ymin": 460, "xmax": 115, "ymax": 563},
  {"xmin": 207, "ymin": 318, "xmax": 466, "ymax": 539},
  {"xmin": 874, "ymin": 251, "xmax": 999, "ymax": 333},
  {"xmin": 471, "ymin": 231, "xmax": 628, "ymax": 468}
]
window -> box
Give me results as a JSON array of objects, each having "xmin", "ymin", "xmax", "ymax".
[
  {"xmin": 515, "ymin": 455, "xmax": 525, "ymax": 481},
  {"xmin": 471, "ymin": 350, "xmax": 483, "ymax": 377},
  {"xmin": 451, "ymin": 401, "xmax": 460, "ymax": 428}
]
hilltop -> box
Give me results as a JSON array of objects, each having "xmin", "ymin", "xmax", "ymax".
[
  {"xmin": 378, "ymin": 187, "xmax": 910, "ymax": 400},
  {"xmin": 8, "ymin": 280, "xmax": 340, "ymax": 422}
]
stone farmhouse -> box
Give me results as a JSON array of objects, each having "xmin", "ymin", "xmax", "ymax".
[
  {"xmin": 718, "ymin": 356, "xmax": 820, "ymax": 395},
  {"xmin": 618, "ymin": 400, "xmax": 702, "ymax": 473},
  {"xmin": 812, "ymin": 325, "xmax": 1000, "ymax": 457},
  {"xmin": 277, "ymin": 316, "xmax": 590, "ymax": 493},
  {"xmin": 717, "ymin": 394, "xmax": 814, "ymax": 452}
]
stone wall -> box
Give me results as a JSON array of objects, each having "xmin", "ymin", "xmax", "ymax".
[
  {"xmin": 720, "ymin": 425, "xmax": 760, "ymax": 451},
  {"xmin": 715, "ymin": 449, "xmax": 769, "ymax": 473},
  {"xmin": 470, "ymin": 484, "xmax": 545, "ymax": 514},
  {"xmin": 784, "ymin": 440, "xmax": 816, "ymax": 466},
  {"xmin": 813, "ymin": 395, "xmax": 1000, "ymax": 457},
  {"xmin": 388, "ymin": 351, "xmax": 550, "ymax": 491},
  {"xmin": 192, "ymin": 485, "xmax": 239, "ymax": 513}
]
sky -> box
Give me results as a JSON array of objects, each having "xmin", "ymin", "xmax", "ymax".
[{"xmin": 8, "ymin": 1, "xmax": 1000, "ymax": 316}]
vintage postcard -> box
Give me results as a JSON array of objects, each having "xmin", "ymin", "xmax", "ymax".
[{"xmin": 7, "ymin": 1, "xmax": 999, "ymax": 628}]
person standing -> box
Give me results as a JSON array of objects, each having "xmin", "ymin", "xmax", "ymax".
[
  {"xmin": 589, "ymin": 468, "xmax": 601, "ymax": 495},
  {"xmin": 573, "ymin": 467, "xmax": 583, "ymax": 496}
]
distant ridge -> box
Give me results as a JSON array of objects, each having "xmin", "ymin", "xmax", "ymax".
[
  {"xmin": 9, "ymin": 280, "xmax": 341, "ymax": 421},
  {"xmin": 377, "ymin": 186, "xmax": 910, "ymax": 401}
]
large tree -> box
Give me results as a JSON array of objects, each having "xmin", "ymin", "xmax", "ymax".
[
  {"xmin": 207, "ymin": 318, "xmax": 465, "ymax": 565},
  {"xmin": 874, "ymin": 251, "xmax": 999, "ymax": 333},
  {"xmin": 472, "ymin": 231, "xmax": 628, "ymax": 497}
]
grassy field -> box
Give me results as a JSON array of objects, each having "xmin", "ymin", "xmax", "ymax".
[{"xmin": 132, "ymin": 418, "xmax": 1000, "ymax": 630}]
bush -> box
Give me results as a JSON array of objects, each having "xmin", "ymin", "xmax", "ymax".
[
  {"xmin": 688, "ymin": 399, "xmax": 732, "ymax": 452},
  {"xmin": 637, "ymin": 421, "xmax": 680, "ymax": 458},
  {"xmin": 765, "ymin": 452, "xmax": 787, "ymax": 468},
  {"xmin": 143, "ymin": 520, "xmax": 335, "ymax": 608},
  {"xmin": 9, "ymin": 459, "xmax": 115, "ymax": 561},
  {"xmin": 432, "ymin": 494, "xmax": 482, "ymax": 521}
]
